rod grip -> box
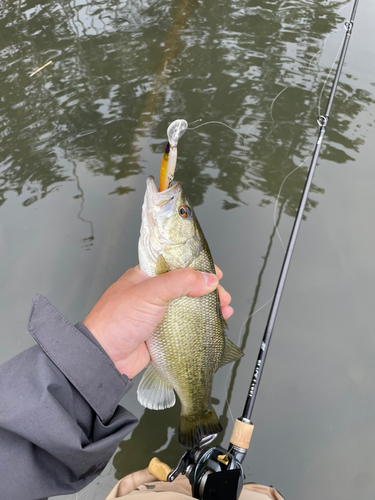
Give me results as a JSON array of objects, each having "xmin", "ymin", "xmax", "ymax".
[
  {"xmin": 230, "ymin": 419, "xmax": 254, "ymax": 450},
  {"xmin": 148, "ymin": 457, "xmax": 172, "ymax": 482}
]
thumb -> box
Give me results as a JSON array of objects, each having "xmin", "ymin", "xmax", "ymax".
[{"xmin": 133, "ymin": 268, "xmax": 219, "ymax": 307}]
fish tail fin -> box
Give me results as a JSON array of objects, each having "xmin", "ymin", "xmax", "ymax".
[{"xmin": 178, "ymin": 408, "xmax": 222, "ymax": 449}]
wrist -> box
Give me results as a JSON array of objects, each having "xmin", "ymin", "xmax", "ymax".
[{"xmin": 82, "ymin": 319, "xmax": 150, "ymax": 379}]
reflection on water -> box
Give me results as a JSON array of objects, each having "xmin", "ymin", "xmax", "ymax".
[
  {"xmin": 71, "ymin": 155, "xmax": 95, "ymax": 249},
  {"xmin": 113, "ymin": 403, "xmax": 183, "ymax": 479},
  {"xmin": 1, "ymin": 0, "xmax": 371, "ymax": 217}
]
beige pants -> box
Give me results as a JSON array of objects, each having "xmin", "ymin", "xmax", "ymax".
[{"xmin": 105, "ymin": 469, "xmax": 284, "ymax": 500}]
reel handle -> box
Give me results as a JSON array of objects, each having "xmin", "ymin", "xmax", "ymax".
[{"xmin": 148, "ymin": 457, "xmax": 173, "ymax": 482}]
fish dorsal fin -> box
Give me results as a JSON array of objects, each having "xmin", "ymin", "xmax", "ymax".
[
  {"xmin": 137, "ymin": 364, "xmax": 176, "ymax": 410},
  {"xmin": 155, "ymin": 254, "xmax": 170, "ymax": 275},
  {"xmin": 219, "ymin": 337, "xmax": 244, "ymax": 367}
]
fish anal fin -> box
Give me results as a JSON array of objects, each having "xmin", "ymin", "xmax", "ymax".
[
  {"xmin": 137, "ymin": 364, "xmax": 176, "ymax": 410},
  {"xmin": 221, "ymin": 317, "xmax": 228, "ymax": 329},
  {"xmin": 220, "ymin": 307, "xmax": 228, "ymax": 330},
  {"xmin": 155, "ymin": 254, "xmax": 170, "ymax": 275},
  {"xmin": 219, "ymin": 337, "xmax": 244, "ymax": 367}
]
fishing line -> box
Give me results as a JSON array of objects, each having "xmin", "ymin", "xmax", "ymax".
[
  {"xmin": 273, "ymin": 153, "xmax": 312, "ymax": 252},
  {"xmin": 188, "ymin": 2, "xmax": 355, "ymax": 423},
  {"xmin": 244, "ymin": 6, "xmax": 350, "ymax": 146},
  {"xmin": 269, "ymin": 85, "xmax": 293, "ymax": 125},
  {"xmin": 317, "ymin": 35, "xmax": 346, "ymax": 117},
  {"xmin": 196, "ymin": 64, "xmax": 337, "ymax": 271},
  {"xmin": 188, "ymin": 120, "xmax": 247, "ymax": 145},
  {"xmin": 308, "ymin": 3, "xmax": 350, "ymax": 73},
  {"xmin": 272, "ymin": 15, "xmax": 350, "ymax": 250},
  {"xmin": 188, "ymin": 118, "xmax": 203, "ymax": 126},
  {"xmin": 186, "ymin": 26, "xmax": 344, "ymax": 165}
]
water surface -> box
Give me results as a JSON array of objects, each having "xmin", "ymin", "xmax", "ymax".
[{"xmin": 1, "ymin": 1, "xmax": 375, "ymax": 499}]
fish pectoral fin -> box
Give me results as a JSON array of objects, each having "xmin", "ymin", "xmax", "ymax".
[
  {"xmin": 155, "ymin": 254, "xmax": 170, "ymax": 275},
  {"xmin": 219, "ymin": 337, "xmax": 244, "ymax": 367},
  {"xmin": 137, "ymin": 364, "xmax": 176, "ymax": 410}
]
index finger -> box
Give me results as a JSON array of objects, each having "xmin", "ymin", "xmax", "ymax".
[{"xmin": 131, "ymin": 268, "xmax": 219, "ymax": 307}]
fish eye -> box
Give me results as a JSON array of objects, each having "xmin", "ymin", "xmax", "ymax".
[{"xmin": 179, "ymin": 205, "xmax": 192, "ymax": 218}]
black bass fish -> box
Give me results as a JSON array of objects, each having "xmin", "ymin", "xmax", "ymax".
[{"xmin": 137, "ymin": 176, "xmax": 243, "ymax": 448}]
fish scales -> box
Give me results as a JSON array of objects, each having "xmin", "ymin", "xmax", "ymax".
[
  {"xmin": 138, "ymin": 176, "xmax": 243, "ymax": 448},
  {"xmin": 149, "ymin": 292, "xmax": 224, "ymax": 412}
]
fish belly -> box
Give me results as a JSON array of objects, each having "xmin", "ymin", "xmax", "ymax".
[{"xmin": 147, "ymin": 292, "xmax": 224, "ymax": 448}]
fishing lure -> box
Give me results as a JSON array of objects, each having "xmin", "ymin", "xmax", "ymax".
[{"xmin": 159, "ymin": 119, "xmax": 188, "ymax": 191}]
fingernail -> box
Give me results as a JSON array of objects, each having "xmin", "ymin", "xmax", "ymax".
[{"xmin": 202, "ymin": 272, "xmax": 218, "ymax": 287}]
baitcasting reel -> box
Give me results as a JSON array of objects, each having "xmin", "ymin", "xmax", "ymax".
[
  {"xmin": 186, "ymin": 445, "xmax": 243, "ymax": 500},
  {"xmin": 166, "ymin": 418, "xmax": 253, "ymax": 500}
]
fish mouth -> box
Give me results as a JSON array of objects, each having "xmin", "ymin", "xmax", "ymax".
[
  {"xmin": 145, "ymin": 175, "xmax": 183, "ymax": 223},
  {"xmin": 146, "ymin": 175, "xmax": 182, "ymax": 205}
]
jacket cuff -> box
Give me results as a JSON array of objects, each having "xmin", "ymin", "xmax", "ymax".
[{"xmin": 27, "ymin": 294, "xmax": 132, "ymax": 423}]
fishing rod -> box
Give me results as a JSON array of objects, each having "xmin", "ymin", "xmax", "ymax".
[
  {"xmin": 149, "ymin": 1, "xmax": 360, "ymax": 498},
  {"xmin": 239, "ymin": 0, "xmax": 359, "ymax": 426}
]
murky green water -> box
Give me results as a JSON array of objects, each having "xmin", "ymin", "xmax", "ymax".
[{"xmin": 1, "ymin": 1, "xmax": 375, "ymax": 498}]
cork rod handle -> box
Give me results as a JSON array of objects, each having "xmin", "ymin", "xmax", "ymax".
[{"xmin": 230, "ymin": 419, "xmax": 254, "ymax": 450}]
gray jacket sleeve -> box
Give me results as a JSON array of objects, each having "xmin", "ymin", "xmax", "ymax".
[{"xmin": 0, "ymin": 294, "xmax": 139, "ymax": 500}]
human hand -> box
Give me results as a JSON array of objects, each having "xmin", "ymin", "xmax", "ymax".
[{"xmin": 83, "ymin": 265, "xmax": 233, "ymax": 379}]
